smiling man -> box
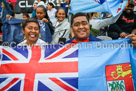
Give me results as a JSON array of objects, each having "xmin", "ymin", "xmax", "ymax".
[
  {"xmin": 66, "ymin": 12, "xmax": 101, "ymax": 43},
  {"xmin": 66, "ymin": 12, "xmax": 136, "ymax": 47}
]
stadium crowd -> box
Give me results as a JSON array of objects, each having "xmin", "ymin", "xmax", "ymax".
[{"xmin": 0, "ymin": 0, "xmax": 136, "ymax": 46}]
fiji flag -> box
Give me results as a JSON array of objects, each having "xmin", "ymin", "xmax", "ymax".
[
  {"xmin": 0, "ymin": 39, "xmax": 135, "ymax": 91},
  {"xmin": 70, "ymin": 0, "xmax": 128, "ymax": 16},
  {"xmin": 130, "ymin": 46, "xmax": 136, "ymax": 89}
]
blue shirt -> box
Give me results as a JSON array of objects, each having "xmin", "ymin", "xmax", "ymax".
[
  {"xmin": 61, "ymin": 3, "xmax": 70, "ymax": 14},
  {"xmin": 1, "ymin": 0, "xmax": 13, "ymax": 23},
  {"xmin": 31, "ymin": 10, "xmax": 36, "ymax": 18}
]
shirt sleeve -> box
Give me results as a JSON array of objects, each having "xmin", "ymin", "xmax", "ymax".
[{"xmin": 132, "ymin": 15, "xmax": 136, "ymax": 29}]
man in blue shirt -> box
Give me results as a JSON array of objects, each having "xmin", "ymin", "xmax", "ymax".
[
  {"xmin": 58, "ymin": 0, "xmax": 70, "ymax": 14},
  {"xmin": 66, "ymin": 12, "xmax": 101, "ymax": 43},
  {"xmin": 66, "ymin": 12, "xmax": 136, "ymax": 47}
]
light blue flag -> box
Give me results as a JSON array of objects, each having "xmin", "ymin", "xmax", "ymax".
[
  {"xmin": 70, "ymin": 0, "xmax": 128, "ymax": 16},
  {"xmin": 130, "ymin": 47, "xmax": 136, "ymax": 89},
  {"xmin": 78, "ymin": 39, "xmax": 134, "ymax": 91}
]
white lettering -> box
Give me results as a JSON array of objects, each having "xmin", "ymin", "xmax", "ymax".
[{"xmin": 19, "ymin": 1, "xmax": 32, "ymax": 8}]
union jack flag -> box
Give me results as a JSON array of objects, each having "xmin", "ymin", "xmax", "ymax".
[{"xmin": 0, "ymin": 43, "xmax": 78, "ymax": 91}]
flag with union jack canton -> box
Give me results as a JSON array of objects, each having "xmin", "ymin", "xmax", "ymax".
[
  {"xmin": 0, "ymin": 39, "xmax": 136, "ymax": 91},
  {"xmin": 0, "ymin": 43, "xmax": 78, "ymax": 91}
]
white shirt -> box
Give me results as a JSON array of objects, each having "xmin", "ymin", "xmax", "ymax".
[
  {"xmin": 37, "ymin": 1, "xmax": 46, "ymax": 8},
  {"xmin": 18, "ymin": 39, "xmax": 47, "ymax": 46},
  {"xmin": 47, "ymin": 8, "xmax": 57, "ymax": 19}
]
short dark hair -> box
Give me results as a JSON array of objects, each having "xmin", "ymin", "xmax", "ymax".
[
  {"xmin": 48, "ymin": 2, "xmax": 54, "ymax": 8},
  {"xmin": 128, "ymin": 3, "xmax": 134, "ymax": 8},
  {"xmin": 23, "ymin": 13, "xmax": 30, "ymax": 18},
  {"xmin": 71, "ymin": 12, "xmax": 89, "ymax": 26},
  {"xmin": 22, "ymin": 18, "xmax": 40, "ymax": 30}
]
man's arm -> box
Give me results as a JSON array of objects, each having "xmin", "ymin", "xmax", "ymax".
[
  {"xmin": 126, "ymin": 34, "xmax": 136, "ymax": 47},
  {"xmin": 89, "ymin": 13, "xmax": 121, "ymax": 30},
  {"xmin": 58, "ymin": 0, "xmax": 61, "ymax": 6},
  {"xmin": 126, "ymin": 24, "xmax": 136, "ymax": 47},
  {"xmin": 131, "ymin": 29, "xmax": 136, "ymax": 34}
]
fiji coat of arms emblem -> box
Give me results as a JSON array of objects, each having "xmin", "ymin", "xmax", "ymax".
[{"xmin": 105, "ymin": 63, "xmax": 134, "ymax": 91}]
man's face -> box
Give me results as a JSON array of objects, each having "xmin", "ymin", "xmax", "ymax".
[
  {"xmin": 126, "ymin": 5, "xmax": 134, "ymax": 14},
  {"xmin": 33, "ymin": 3, "xmax": 37, "ymax": 10},
  {"xmin": 72, "ymin": 16, "xmax": 90, "ymax": 42}
]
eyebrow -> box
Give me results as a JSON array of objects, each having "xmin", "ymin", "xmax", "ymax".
[{"xmin": 74, "ymin": 20, "xmax": 88, "ymax": 23}]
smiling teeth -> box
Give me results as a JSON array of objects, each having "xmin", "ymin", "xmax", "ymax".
[{"xmin": 30, "ymin": 35, "xmax": 35, "ymax": 37}]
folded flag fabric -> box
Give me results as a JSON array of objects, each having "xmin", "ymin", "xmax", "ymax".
[
  {"xmin": 70, "ymin": 0, "xmax": 128, "ymax": 16},
  {"xmin": 0, "ymin": 39, "xmax": 135, "ymax": 91}
]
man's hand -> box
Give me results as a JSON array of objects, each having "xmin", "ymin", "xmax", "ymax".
[
  {"xmin": 126, "ymin": 34, "xmax": 136, "ymax": 47},
  {"xmin": 120, "ymin": 32, "xmax": 127, "ymax": 38}
]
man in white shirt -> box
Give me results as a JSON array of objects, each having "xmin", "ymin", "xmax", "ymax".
[{"xmin": 47, "ymin": 2, "xmax": 57, "ymax": 22}]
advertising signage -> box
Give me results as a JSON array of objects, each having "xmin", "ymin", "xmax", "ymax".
[{"xmin": 7, "ymin": 0, "xmax": 65, "ymax": 13}]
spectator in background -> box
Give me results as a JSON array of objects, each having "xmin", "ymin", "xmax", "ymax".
[
  {"xmin": 0, "ymin": 0, "xmax": 13, "ymax": 23},
  {"xmin": 5, "ymin": 2, "xmax": 15, "ymax": 20},
  {"xmin": 35, "ymin": 5, "xmax": 53, "ymax": 43},
  {"xmin": 22, "ymin": 13, "xmax": 30, "ymax": 20},
  {"xmin": 31, "ymin": 1, "xmax": 38, "ymax": 18},
  {"xmin": 108, "ymin": 3, "xmax": 136, "ymax": 39},
  {"xmin": 47, "ymin": 2, "xmax": 57, "ymax": 22},
  {"xmin": 37, "ymin": 0, "xmax": 46, "ymax": 8},
  {"xmin": 1, "ymin": 0, "xmax": 13, "ymax": 42},
  {"xmin": 58, "ymin": 0, "xmax": 70, "ymax": 15},
  {"xmin": 51, "ymin": 8, "xmax": 70, "ymax": 44},
  {"xmin": 36, "ymin": 5, "xmax": 54, "ymax": 35}
]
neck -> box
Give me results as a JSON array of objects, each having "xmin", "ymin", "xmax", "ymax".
[
  {"xmin": 58, "ymin": 20, "xmax": 64, "ymax": 22},
  {"xmin": 75, "ymin": 38, "xmax": 84, "ymax": 42},
  {"xmin": 26, "ymin": 40, "xmax": 37, "ymax": 46},
  {"xmin": 49, "ymin": 8, "xmax": 52, "ymax": 11}
]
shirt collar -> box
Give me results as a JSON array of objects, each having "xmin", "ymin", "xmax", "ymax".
[{"xmin": 72, "ymin": 38, "xmax": 89, "ymax": 43}]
